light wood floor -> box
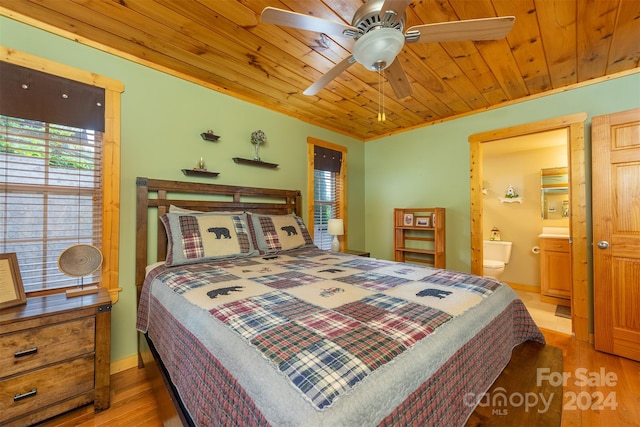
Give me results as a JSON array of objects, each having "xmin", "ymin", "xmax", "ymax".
[{"xmin": 39, "ymin": 329, "xmax": 639, "ymax": 427}]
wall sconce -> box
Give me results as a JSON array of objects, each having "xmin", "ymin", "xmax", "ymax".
[{"xmin": 328, "ymin": 219, "xmax": 344, "ymax": 252}]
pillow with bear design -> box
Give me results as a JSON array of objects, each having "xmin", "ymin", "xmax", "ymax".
[
  {"xmin": 161, "ymin": 212, "xmax": 258, "ymax": 266},
  {"xmin": 248, "ymin": 213, "xmax": 315, "ymax": 253}
]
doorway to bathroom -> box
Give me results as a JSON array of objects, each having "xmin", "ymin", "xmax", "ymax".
[
  {"xmin": 483, "ymin": 131, "xmax": 572, "ymax": 336},
  {"xmin": 481, "ymin": 130, "xmax": 569, "ymax": 294},
  {"xmin": 468, "ymin": 113, "xmax": 589, "ymax": 341}
]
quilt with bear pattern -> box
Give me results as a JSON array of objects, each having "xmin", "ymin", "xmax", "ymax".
[{"xmin": 137, "ymin": 247, "xmax": 544, "ymax": 426}]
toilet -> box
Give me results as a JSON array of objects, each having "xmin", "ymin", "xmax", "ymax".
[{"xmin": 483, "ymin": 240, "xmax": 513, "ymax": 280}]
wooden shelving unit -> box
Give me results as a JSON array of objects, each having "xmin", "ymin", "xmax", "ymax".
[{"xmin": 394, "ymin": 207, "xmax": 445, "ymax": 268}]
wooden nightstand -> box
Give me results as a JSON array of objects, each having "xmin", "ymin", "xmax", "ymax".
[
  {"xmin": 0, "ymin": 288, "xmax": 111, "ymax": 426},
  {"xmin": 344, "ymin": 249, "xmax": 370, "ymax": 257}
]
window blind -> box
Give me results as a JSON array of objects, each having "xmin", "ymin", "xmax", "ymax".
[
  {"xmin": 1, "ymin": 115, "xmax": 103, "ymax": 292},
  {"xmin": 313, "ymin": 169, "xmax": 343, "ymax": 250}
]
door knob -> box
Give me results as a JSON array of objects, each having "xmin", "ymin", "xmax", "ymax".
[{"xmin": 597, "ymin": 241, "xmax": 610, "ymax": 249}]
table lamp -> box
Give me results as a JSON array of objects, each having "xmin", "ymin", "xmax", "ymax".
[{"xmin": 328, "ymin": 218, "xmax": 344, "ymax": 252}]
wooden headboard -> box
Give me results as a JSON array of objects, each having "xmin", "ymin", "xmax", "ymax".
[{"xmin": 135, "ymin": 177, "xmax": 302, "ymax": 298}]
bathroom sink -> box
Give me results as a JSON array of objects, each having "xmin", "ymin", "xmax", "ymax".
[{"xmin": 538, "ymin": 227, "xmax": 570, "ymax": 238}]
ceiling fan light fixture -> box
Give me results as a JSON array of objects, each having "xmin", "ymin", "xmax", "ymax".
[{"xmin": 352, "ymin": 28, "xmax": 404, "ymax": 71}]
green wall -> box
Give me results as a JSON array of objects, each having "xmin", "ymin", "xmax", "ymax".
[{"xmin": 1, "ymin": 17, "xmax": 364, "ymax": 364}]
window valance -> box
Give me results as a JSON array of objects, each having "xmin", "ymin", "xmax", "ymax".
[
  {"xmin": 0, "ymin": 61, "xmax": 105, "ymax": 132},
  {"xmin": 314, "ymin": 145, "xmax": 342, "ymax": 173}
]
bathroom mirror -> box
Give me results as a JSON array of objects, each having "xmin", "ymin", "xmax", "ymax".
[{"xmin": 541, "ymin": 167, "xmax": 569, "ymax": 219}]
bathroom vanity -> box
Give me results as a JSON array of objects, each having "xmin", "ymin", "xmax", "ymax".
[{"xmin": 539, "ymin": 235, "xmax": 572, "ymax": 305}]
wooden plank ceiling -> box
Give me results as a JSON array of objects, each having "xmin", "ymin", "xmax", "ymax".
[{"xmin": 2, "ymin": 0, "xmax": 639, "ymax": 141}]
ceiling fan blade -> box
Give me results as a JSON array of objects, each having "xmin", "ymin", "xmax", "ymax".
[
  {"xmin": 379, "ymin": 0, "xmax": 412, "ymax": 23},
  {"xmin": 303, "ymin": 56, "xmax": 356, "ymax": 96},
  {"xmin": 405, "ymin": 16, "xmax": 516, "ymax": 43},
  {"xmin": 261, "ymin": 7, "xmax": 359, "ymax": 37},
  {"xmin": 384, "ymin": 59, "xmax": 412, "ymax": 99}
]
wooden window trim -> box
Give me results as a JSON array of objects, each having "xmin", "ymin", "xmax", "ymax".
[
  {"xmin": 307, "ymin": 137, "xmax": 347, "ymax": 251},
  {"xmin": 2, "ymin": 47, "xmax": 124, "ymax": 303}
]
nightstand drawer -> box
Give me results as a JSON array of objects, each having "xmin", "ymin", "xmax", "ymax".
[
  {"xmin": 0, "ymin": 355, "xmax": 94, "ymax": 421},
  {"xmin": 0, "ymin": 318, "xmax": 95, "ymax": 378}
]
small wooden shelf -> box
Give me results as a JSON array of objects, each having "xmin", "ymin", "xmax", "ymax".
[
  {"xmin": 232, "ymin": 157, "xmax": 278, "ymax": 168},
  {"xmin": 396, "ymin": 247, "xmax": 436, "ymax": 255},
  {"xmin": 394, "ymin": 207, "xmax": 445, "ymax": 269},
  {"xmin": 200, "ymin": 132, "xmax": 220, "ymax": 142},
  {"xmin": 181, "ymin": 169, "xmax": 220, "ymax": 178}
]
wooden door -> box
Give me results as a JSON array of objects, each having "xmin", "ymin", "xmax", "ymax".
[{"xmin": 592, "ymin": 108, "xmax": 640, "ymax": 361}]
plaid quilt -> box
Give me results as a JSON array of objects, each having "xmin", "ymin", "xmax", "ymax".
[{"xmin": 138, "ymin": 247, "xmax": 515, "ymax": 411}]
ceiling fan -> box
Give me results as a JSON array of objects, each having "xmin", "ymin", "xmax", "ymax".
[{"xmin": 261, "ymin": 0, "xmax": 515, "ymax": 99}]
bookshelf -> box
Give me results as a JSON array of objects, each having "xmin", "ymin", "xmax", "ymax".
[{"xmin": 394, "ymin": 207, "xmax": 445, "ymax": 268}]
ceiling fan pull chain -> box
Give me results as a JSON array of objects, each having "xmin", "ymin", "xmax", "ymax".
[
  {"xmin": 377, "ymin": 67, "xmax": 381, "ymax": 121},
  {"xmin": 382, "ymin": 70, "xmax": 386, "ymax": 122},
  {"xmin": 378, "ymin": 68, "xmax": 382, "ymax": 122},
  {"xmin": 378, "ymin": 67, "xmax": 386, "ymax": 122}
]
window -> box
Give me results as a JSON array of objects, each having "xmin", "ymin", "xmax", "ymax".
[
  {"xmin": 0, "ymin": 51, "xmax": 123, "ymax": 300},
  {"xmin": 307, "ymin": 138, "xmax": 346, "ymax": 250},
  {"xmin": 313, "ymin": 169, "xmax": 341, "ymax": 249},
  {"xmin": 1, "ymin": 116, "xmax": 102, "ymax": 293}
]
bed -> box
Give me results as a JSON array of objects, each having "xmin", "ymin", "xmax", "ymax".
[{"xmin": 134, "ymin": 177, "xmax": 554, "ymax": 426}]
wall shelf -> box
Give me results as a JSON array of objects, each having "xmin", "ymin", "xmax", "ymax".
[
  {"xmin": 200, "ymin": 132, "xmax": 220, "ymax": 142},
  {"xmin": 232, "ymin": 157, "xmax": 278, "ymax": 169},
  {"xmin": 181, "ymin": 169, "xmax": 219, "ymax": 178},
  {"xmin": 499, "ymin": 197, "xmax": 522, "ymax": 203}
]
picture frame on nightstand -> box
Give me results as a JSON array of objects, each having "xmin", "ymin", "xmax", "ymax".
[{"xmin": 0, "ymin": 252, "xmax": 27, "ymax": 309}]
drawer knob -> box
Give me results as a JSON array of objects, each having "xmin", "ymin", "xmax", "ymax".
[
  {"xmin": 14, "ymin": 389, "xmax": 37, "ymax": 402},
  {"xmin": 14, "ymin": 347, "xmax": 38, "ymax": 358},
  {"xmin": 597, "ymin": 241, "xmax": 610, "ymax": 249}
]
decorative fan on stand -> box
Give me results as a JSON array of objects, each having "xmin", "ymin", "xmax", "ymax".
[
  {"xmin": 262, "ymin": 0, "xmax": 515, "ymax": 104},
  {"xmin": 58, "ymin": 244, "xmax": 103, "ymax": 298}
]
